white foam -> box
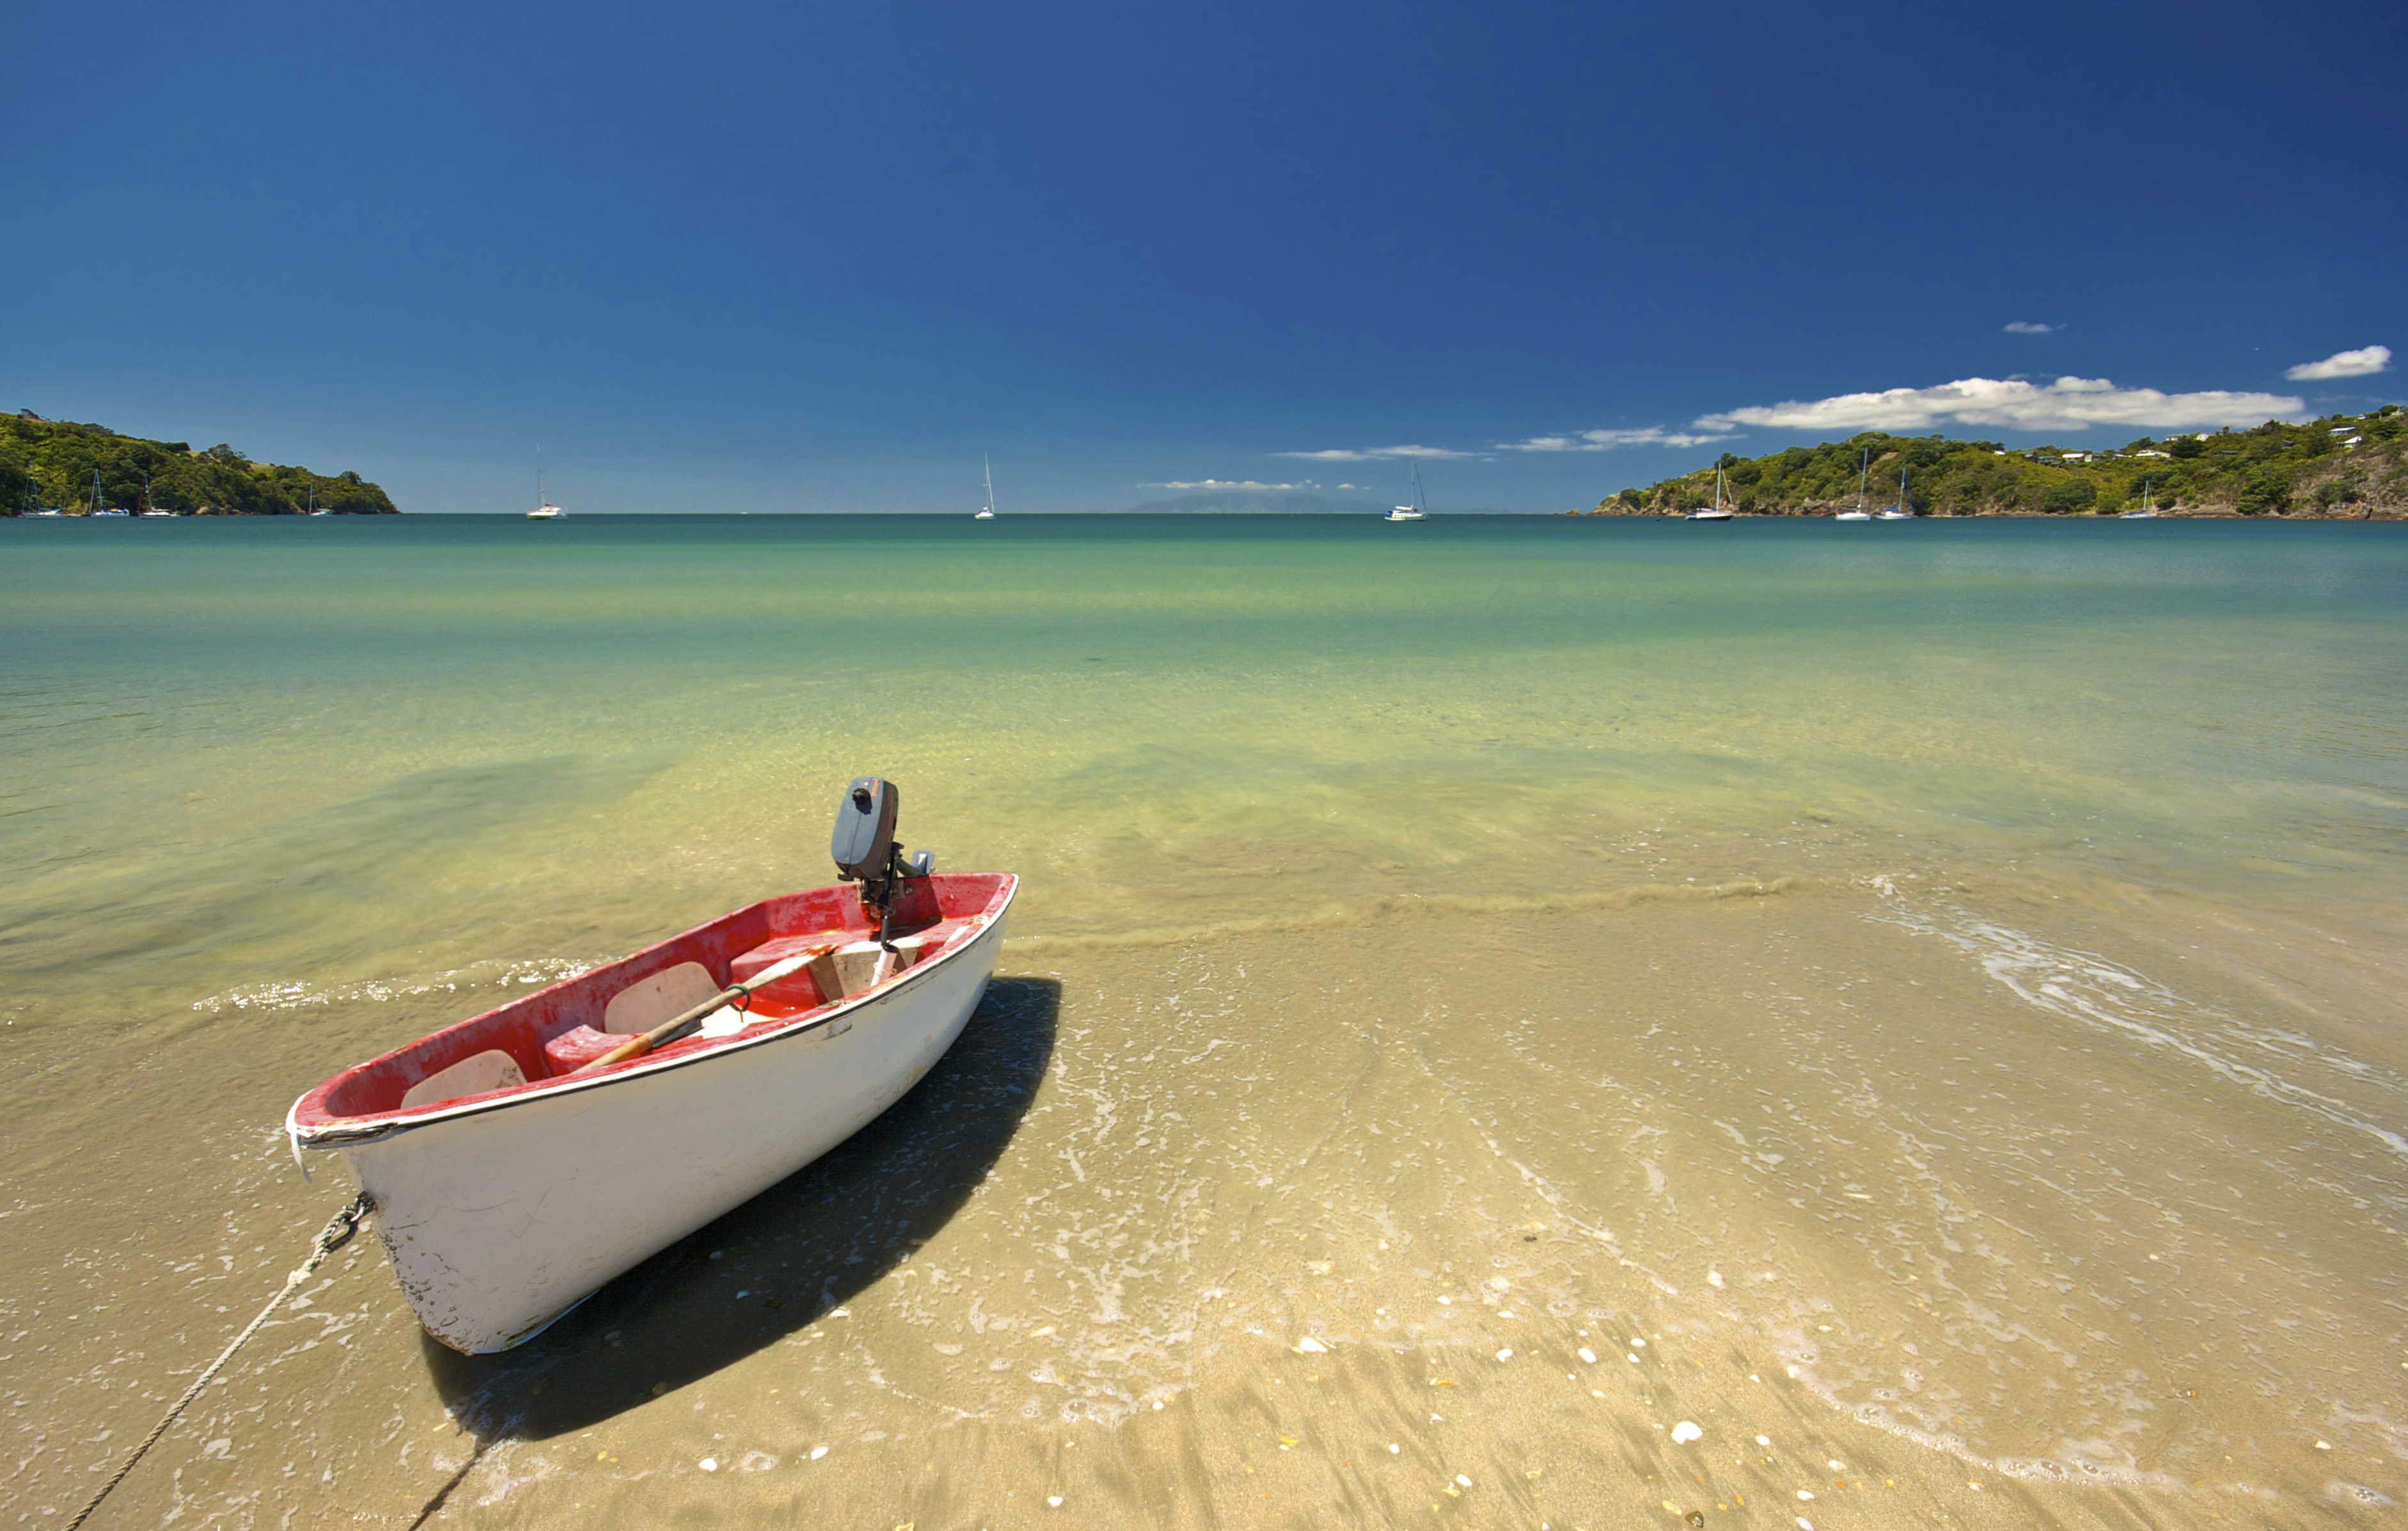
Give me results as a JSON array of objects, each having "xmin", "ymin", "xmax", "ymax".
[{"xmin": 1870, "ymin": 885, "xmax": 2408, "ymax": 1160}]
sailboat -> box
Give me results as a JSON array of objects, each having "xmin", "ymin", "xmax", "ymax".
[
  {"xmin": 1835, "ymin": 448, "xmax": 1874, "ymax": 519},
  {"xmin": 1877, "ymin": 464, "xmax": 1914, "ymax": 519},
  {"xmin": 90, "ymin": 470, "xmax": 129, "ymax": 516},
  {"xmin": 2121, "ymin": 477, "xmax": 2156, "ymax": 518},
  {"xmin": 975, "ymin": 455, "xmax": 996, "ymax": 519},
  {"xmin": 1386, "ymin": 457, "xmax": 1428, "ymax": 521},
  {"xmin": 528, "ymin": 450, "xmax": 565, "ymax": 519},
  {"xmin": 1687, "ymin": 464, "xmax": 1733, "ymax": 520},
  {"xmin": 141, "ymin": 474, "xmax": 176, "ymax": 516}
]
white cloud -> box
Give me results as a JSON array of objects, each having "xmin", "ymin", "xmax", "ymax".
[
  {"xmin": 2285, "ymin": 344, "xmax": 2391, "ymax": 381},
  {"xmin": 1696, "ymin": 375, "xmax": 2305, "ymax": 434},
  {"xmin": 1143, "ymin": 479, "xmax": 1316, "ymax": 490},
  {"xmin": 1499, "ymin": 425, "xmax": 1736, "ymax": 452},
  {"xmin": 1272, "ymin": 443, "xmax": 1484, "ymax": 461},
  {"xmin": 2003, "ymin": 321, "xmax": 2056, "ymax": 334}
]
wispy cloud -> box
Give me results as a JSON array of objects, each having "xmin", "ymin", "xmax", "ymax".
[
  {"xmin": 1696, "ymin": 375, "xmax": 2305, "ymax": 434},
  {"xmin": 1272, "ymin": 443, "xmax": 1484, "ymax": 461},
  {"xmin": 2003, "ymin": 321, "xmax": 2056, "ymax": 334},
  {"xmin": 1142, "ymin": 479, "xmax": 1317, "ymax": 490},
  {"xmin": 2285, "ymin": 344, "xmax": 2391, "ymax": 381},
  {"xmin": 1499, "ymin": 425, "xmax": 1735, "ymax": 452}
]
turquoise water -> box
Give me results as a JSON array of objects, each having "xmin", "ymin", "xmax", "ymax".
[
  {"xmin": 5, "ymin": 514, "xmax": 2406, "ymax": 1525},
  {"xmin": 10, "ymin": 515, "xmax": 2402, "ymax": 991}
]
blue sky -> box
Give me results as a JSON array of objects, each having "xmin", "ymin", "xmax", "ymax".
[{"xmin": 8, "ymin": 0, "xmax": 2403, "ymax": 512}]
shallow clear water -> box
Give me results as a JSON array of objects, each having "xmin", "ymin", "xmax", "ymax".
[{"xmin": 4, "ymin": 514, "xmax": 2405, "ymax": 1525}]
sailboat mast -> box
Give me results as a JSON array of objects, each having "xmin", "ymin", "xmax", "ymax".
[
  {"xmin": 984, "ymin": 454, "xmax": 996, "ymax": 515},
  {"xmin": 1857, "ymin": 447, "xmax": 1869, "ymax": 512}
]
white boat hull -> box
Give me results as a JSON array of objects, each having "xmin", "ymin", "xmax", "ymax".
[{"xmin": 319, "ymin": 912, "xmax": 1003, "ymax": 1353}]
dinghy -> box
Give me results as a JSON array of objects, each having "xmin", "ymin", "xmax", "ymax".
[{"xmin": 286, "ymin": 777, "xmax": 1014, "ymax": 1353}]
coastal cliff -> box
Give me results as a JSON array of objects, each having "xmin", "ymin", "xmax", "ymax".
[
  {"xmin": 1, "ymin": 410, "xmax": 398, "ymax": 515},
  {"xmin": 1584, "ymin": 406, "xmax": 2405, "ymax": 518}
]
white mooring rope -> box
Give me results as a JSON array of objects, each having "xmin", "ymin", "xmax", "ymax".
[{"xmin": 68, "ymin": 1193, "xmax": 372, "ymax": 1530}]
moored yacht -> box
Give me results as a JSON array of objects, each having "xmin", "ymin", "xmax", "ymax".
[
  {"xmin": 88, "ymin": 470, "xmax": 129, "ymax": 516},
  {"xmin": 1687, "ymin": 464, "xmax": 1733, "ymax": 520},
  {"xmin": 528, "ymin": 451, "xmax": 565, "ymax": 519},
  {"xmin": 1386, "ymin": 456, "xmax": 1428, "ymax": 521},
  {"xmin": 1877, "ymin": 465, "xmax": 1914, "ymax": 518}
]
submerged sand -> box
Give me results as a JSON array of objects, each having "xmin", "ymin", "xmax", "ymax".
[{"xmin": 3, "ymin": 514, "xmax": 2403, "ymax": 1526}]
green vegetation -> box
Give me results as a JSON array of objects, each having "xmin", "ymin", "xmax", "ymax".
[
  {"xmin": 1590, "ymin": 405, "xmax": 2407, "ymax": 518},
  {"xmin": 1, "ymin": 410, "xmax": 398, "ymax": 516}
]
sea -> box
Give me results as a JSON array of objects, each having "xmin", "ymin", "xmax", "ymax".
[{"xmin": 3, "ymin": 512, "xmax": 2404, "ymax": 1527}]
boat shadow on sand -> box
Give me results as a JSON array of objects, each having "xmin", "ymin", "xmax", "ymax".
[{"xmin": 420, "ymin": 974, "xmax": 1060, "ymax": 1440}]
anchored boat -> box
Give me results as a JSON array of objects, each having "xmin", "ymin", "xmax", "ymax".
[
  {"xmin": 1687, "ymin": 464, "xmax": 1733, "ymax": 520},
  {"xmin": 287, "ymin": 777, "xmax": 1014, "ymax": 1353},
  {"xmin": 1386, "ymin": 455, "xmax": 1428, "ymax": 521}
]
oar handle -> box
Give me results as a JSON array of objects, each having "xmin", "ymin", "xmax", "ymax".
[{"xmin": 570, "ymin": 951, "xmax": 819, "ymax": 1075}]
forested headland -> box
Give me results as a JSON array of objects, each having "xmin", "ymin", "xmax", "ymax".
[
  {"xmin": 1584, "ymin": 406, "xmax": 2405, "ymax": 518},
  {"xmin": 2, "ymin": 410, "xmax": 398, "ymax": 515}
]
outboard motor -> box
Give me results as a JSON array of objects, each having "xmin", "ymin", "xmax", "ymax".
[{"xmin": 830, "ymin": 775, "xmax": 935, "ymax": 947}]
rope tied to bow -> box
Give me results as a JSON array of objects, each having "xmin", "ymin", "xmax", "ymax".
[{"xmin": 67, "ymin": 1191, "xmax": 372, "ymax": 1530}]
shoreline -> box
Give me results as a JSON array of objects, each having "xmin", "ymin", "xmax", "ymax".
[{"xmin": 1565, "ymin": 505, "xmax": 2406, "ymax": 521}]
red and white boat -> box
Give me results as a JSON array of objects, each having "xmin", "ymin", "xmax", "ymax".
[{"xmin": 287, "ymin": 779, "xmax": 1012, "ymax": 1353}]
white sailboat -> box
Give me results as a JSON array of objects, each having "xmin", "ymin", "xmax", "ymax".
[
  {"xmin": 1386, "ymin": 457, "xmax": 1428, "ymax": 521},
  {"xmin": 90, "ymin": 470, "xmax": 129, "ymax": 516},
  {"xmin": 1687, "ymin": 464, "xmax": 1733, "ymax": 520},
  {"xmin": 1877, "ymin": 464, "xmax": 1914, "ymax": 518},
  {"xmin": 2121, "ymin": 477, "xmax": 2156, "ymax": 518},
  {"xmin": 1835, "ymin": 448, "xmax": 1874, "ymax": 519},
  {"xmin": 975, "ymin": 455, "xmax": 996, "ymax": 519},
  {"xmin": 528, "ymin": 450, "xmax": 565, "ymax": 519}
]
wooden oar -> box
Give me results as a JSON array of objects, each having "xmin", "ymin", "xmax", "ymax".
[{"xmin": 571, "ymin": 951, "xmax": 822, "ymax": 1075}]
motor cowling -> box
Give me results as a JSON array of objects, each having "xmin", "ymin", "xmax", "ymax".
[{"xmin": 831, "ymin": 776, "xmax": 899, "ymax": 882}]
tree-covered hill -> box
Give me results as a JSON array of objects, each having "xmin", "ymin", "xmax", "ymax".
[
  {"xmin": 1, "ymin": 411, "xmax": 398, "ymax": 515},
  {"xmin": 1586, "ymin": 405, "xmax": 2405, "ymax": 518}
]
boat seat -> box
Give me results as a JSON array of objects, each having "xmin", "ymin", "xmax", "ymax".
[
  {"xmin": 831, "ymin": 939, "xmax": 923, "ymax": 994},
  {"xmin": 730, "ymin": 931, "xmax": 938, "ymax": 1011},
  {"xmin": 400, "ymin": 1049, "xmax": 527, "ymax": 1109},
  {"xmin": 541, "ymin": 1025, "xmax": 625, "ymax": 1075},
  {"xmin": 602, "ymin": 962, "xmax": 722, "ymax": 1035},
  {"xmin": 731, "ymin": 932, "xmax": 847, "ymax": 1011}
]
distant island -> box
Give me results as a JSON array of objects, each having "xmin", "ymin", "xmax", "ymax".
[
  {"xmin": 1579, "ymin": 405, "xmax": 2404, "ymax": 519},
  {"xmin": 3, "ymin": 409, "xmax": 398, "ymax": 515}
]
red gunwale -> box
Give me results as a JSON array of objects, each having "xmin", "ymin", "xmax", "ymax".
[{"xmin": 288, "ymin": 873, "xmax": 1015, "ymax": 1141}]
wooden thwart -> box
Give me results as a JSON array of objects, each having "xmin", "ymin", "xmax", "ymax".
[{"xmin": 571, "ymin": 951, "xmax": 822, "ymax": 1074}]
